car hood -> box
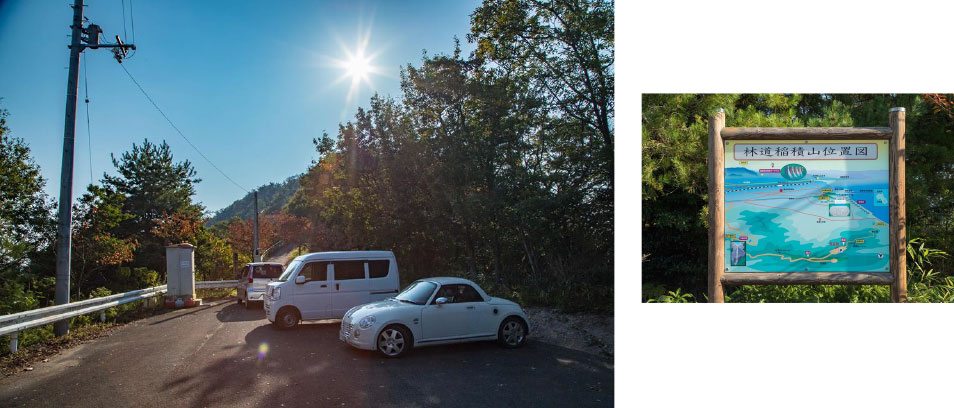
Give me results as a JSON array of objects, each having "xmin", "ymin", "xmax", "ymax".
[{"xmin": 347, "ymin": 298, "xmax": 417, "ymax": 319}]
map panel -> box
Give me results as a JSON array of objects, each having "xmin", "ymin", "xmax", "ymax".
[{"xmin": 724, "ymin": 139, "xmax": 890, "ymax": 273}]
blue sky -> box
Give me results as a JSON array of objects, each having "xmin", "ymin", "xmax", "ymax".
[{"xmin": 0, "ymin": 0, "xmax": 479, "ymax": 214}]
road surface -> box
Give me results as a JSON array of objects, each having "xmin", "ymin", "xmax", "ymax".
[{"xmin": 0, "ymin": 299, "xmax": 613, "ymax": 407}]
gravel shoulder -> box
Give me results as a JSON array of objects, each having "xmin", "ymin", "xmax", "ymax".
[{"xmin": 525, "ymin": 307, "xmax": 614, "ymax": 358}]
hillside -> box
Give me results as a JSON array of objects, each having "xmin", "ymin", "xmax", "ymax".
[{"xmin": 208, "ymin": 175, "xmax": 300, "ymax": 224}]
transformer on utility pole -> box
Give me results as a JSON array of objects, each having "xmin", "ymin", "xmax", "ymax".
[{"xmin": 54, "ymin": 0, "xmax": 136, "ymax": 337}]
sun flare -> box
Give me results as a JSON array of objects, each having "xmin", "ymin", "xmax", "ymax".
[
  {"xmin": 345, "ymin": 50, "xmax": 372, "ymax": 82},
  {"xmin": 328, "ymin": 27, "xmax": 385, "ymax": 105}
]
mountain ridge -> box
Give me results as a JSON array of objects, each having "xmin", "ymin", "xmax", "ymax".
[{"xmin": 207, "ymin": 175, "xmax": 301, "ymax": 225}]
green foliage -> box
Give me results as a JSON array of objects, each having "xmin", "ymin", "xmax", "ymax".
[
  {"xmin": 103, "ymin": 139, "xmax": 202, "ymax": 278},
  {"xmin": 647, "ymin": 288, "xmax": 694, "ymax": 303},
  {"xmin": 0, "ymin": 106, "xmax": 57, "ymax": 315},
  {"xmin": 649, "ymin": 238, "xmax": 954, "ymax": 303},
  {"xmin": 905, "ymin": 238, "xmax": 954, "ymax": 302},
  {"xmin": 724, "ymin": 284, "xmax": 889, "ymax": 303}
]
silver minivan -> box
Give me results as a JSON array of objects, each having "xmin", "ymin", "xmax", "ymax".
[
  {"xmin": 238, "ymin": 262, "xmax": 284, "ymax": 309},
  {"xmin": 263, "ymin": 251, "xmax": 400, "ymax": 329}
]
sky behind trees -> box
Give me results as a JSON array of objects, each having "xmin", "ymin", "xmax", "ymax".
[{"xmin": 0, "ymin": 0, "xmax": 479, "ymax": 213}]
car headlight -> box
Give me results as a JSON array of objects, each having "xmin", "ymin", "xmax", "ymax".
[
  {"xmin": 271, "ymin": 287, "xmax": 280, "ymax": 300},
  {"xmin": 358, "ymin": 315, "xmax": 376, "ymax": 329}
]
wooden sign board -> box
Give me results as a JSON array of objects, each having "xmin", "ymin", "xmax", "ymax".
[{"xmin": 707, "ymin": 108, "xmax": 906, "ymax": 302}]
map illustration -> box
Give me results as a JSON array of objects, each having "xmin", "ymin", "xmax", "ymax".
[{"xmin": 724, "ymin": 140, "xmax": 890, "ymax": 272}]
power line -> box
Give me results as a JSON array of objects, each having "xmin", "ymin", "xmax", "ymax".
[
  {"xmin": 118, "ymin": 63, "xmax": 250, "ymax": 193},
  {"xmin": 83, "ymin": 56, "xmax": 93, "ymax": 184},
  {"xmin": 122, "ymin": 0, "xmax": 137, "ymax": 60},
  {"xmin": 129, "ymin": 0, "xmax": 135, "ymax": 42},
  {"xmin": 120, "ymin": 0, "xmax": 127, "ymax": 41}
]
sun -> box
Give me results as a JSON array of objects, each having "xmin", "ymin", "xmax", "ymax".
[
  {"xmin": 344, "ymin": 50, "xmax": 372, "ymax": 82},
  {"xmin": 329, "ymin": 30, "xmax": 385, "ymax": 105}
]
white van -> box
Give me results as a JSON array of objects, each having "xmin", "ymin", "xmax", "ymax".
[{"xmin": 263, "ymin": 251, "xmax": 400, "ymax": 329}]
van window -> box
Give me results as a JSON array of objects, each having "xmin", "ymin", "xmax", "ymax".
[
  {"xmin": 299, "ymin": 261, "xmax": 328, "ymax": 282},
  {"xmin": 333, "ymin": 261, "xmax": 365, "ymax": 280},
  {"xmin": 368, "ymin": 260, "xmax": 389, "ymax": 279},
  {"xmin": 252, "ymin": 264, "xmax": 282, "ymax": 279}
]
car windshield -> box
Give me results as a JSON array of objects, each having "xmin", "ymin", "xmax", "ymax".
[
  {"xmin": 277, "ymin": 259, "xmax": 302, "ymax": 282},
  {"xmin": 394, "ymin": 281, "xmax": 437, "ymax": 305}
]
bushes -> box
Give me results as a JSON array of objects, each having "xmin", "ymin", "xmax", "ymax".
[{"xmin": 646, "ymin": 238, "xmax": 954, "ymax": 303}]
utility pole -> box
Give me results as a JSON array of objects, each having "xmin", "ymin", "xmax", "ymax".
[
  {"xmin": 54, "ymin": 0, "xmax": 135, "ymax": 336},
  {"xmin": 253, "ymin": 191, "xmax": 261, "ymax": 262}
]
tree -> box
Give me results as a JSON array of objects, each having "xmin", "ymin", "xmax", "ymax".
[
  {"xmin": 71, "ymin": 185, "xmax": 137, "ymax": 297},
  {"xmin": 103, "ymin": 139, "xmax": 202, "ymax": 278},
  {"xmin": 227, "ymin": 215, "xmax": 278, "ymax": 259},
  {"xmin": 470, "ymin": 0, "xmax": 614, "ymax": 163},
  {"xmin": 0, "ymin": 109, "xmax": 55, "ymax": 266},
  {"xmin": 274, "ymin": 213, "xmax": 311, "ymax": 254},
  {"xmin": 0, "ymin": 106, "xmax": 57, "ymax": 313}
]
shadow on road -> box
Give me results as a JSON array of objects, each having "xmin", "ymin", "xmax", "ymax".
[
  {"xmin": 160, "ymin": 322, "xmax": 613, "ymax": 407},
  {"xmin": 215, "ymin": 302, "xmax": 269, "ymax": 323},
  {"xmin": 147, "ymin": 302, "xmax": 220, "ymax": 326}
]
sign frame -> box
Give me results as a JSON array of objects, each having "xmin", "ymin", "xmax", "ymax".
[{"xmin": 707, "ymin": 108, "xmax": 906, "ymax": 302}]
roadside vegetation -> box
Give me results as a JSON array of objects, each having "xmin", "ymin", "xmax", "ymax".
[
  {"xmin": 642, "ymin": 94, "xmax": 954, "ymax": 302},
  {"xmin": 0, "ymin": 288, "xmax": 234, "ymax": 367}
]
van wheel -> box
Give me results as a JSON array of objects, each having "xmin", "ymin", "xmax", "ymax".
[{"xmin": 274, "ymin": 308, "xmax": 299, "ymax": 330}]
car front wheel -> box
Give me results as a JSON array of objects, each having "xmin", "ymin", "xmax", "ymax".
[
  {"xmin": 497, "ymin": 317, "xmax": 528, "ymax": 348},
  {"xmin": 273, "ymin": 307, "xmax": 299, "ymax": 330},
  {"xmin": 377, "ymin": 325, "xmax": 411, "ymax": 358}
]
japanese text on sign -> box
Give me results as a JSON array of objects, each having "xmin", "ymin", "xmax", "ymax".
[{"xmin": 733, "ymin": 143, "xmax": 878, "ymax": 160}]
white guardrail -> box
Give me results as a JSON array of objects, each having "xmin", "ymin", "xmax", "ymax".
[
  {"xmin": 1, "ymin": 280, "xmax": 239, "ymax": 353},
  {"xmin": 195, "ymin": 280, "xmax": 239, "ymax": 289}
]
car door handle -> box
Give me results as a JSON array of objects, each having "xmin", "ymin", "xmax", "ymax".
[
  {"xmin": 320, "ymin": 284, "xmax": 327, "ymax": 288},
  {"xmin": 336, "ymin": 283, "xmax": 340, "ymax": 291},
  {"xmin": 466, "ymin": 306, "xmax": 475, "ymax": 310}
]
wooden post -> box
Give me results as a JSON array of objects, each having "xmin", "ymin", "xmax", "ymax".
[
  {"xmin": 889, "ymin": 108, "xmax": 906, "ymax": 302},
  {"xmin": 708, "ymin": 109, "xmax": 726, "ymax": 303}
]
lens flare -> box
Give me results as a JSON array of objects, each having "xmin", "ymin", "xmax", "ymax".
[
  {"xmin": 325, "ymin": 23, "xmax": 388, "ymax": 106},
  {"xmin": 258, "ymin": 342, "xmax": 269, "ymax": 359}
]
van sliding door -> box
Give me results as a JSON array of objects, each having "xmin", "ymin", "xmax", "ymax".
[{"xmin": 330, "ymin": 260, "xmax": 370, "ymax": 318}]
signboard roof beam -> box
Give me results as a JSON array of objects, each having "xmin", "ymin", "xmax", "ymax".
[{"xmin": 721, "ymin": 127, "xmax": 892, "ymax": 140}]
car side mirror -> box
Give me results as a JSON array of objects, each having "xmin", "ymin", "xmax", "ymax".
[
  {"xmin": 295, "ymin": 275, "xmax": 306, "ymax": 284},
  {"xmin": 435, "ymin": 297, "xmax": 448, "ymax": 305}
]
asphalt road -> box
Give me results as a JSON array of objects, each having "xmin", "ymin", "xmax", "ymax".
[{"xmin": 0, "ymin": 299, "xmax": 614, "ymax": 407}]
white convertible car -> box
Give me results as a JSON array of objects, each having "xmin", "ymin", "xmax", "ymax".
[{"xmin": 339, "ymin": 277, "xmax": 530, "ymax": 357}]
